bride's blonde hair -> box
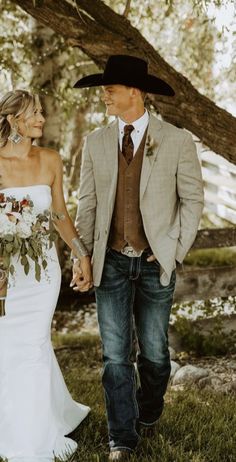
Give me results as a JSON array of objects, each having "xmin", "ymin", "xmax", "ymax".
[{"xmin": 0, "ymin": 90, "xmax": 41, "ymax": 147}]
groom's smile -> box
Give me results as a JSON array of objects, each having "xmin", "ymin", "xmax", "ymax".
[{"xmin": 102, "ymin": 84, "xmax": 145, "ymax": 123}]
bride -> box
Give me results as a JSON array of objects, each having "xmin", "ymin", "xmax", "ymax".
[{"xmin": 0, "ymin": 90, "xmax": 93, "ymax": 461}]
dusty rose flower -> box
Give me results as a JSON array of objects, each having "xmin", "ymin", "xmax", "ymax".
[{"xmin": 20, "ymin": 199, "xmax": 30, "ymax": 208}]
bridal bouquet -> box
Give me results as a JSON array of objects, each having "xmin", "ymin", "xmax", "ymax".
[{"xmin": 0, "ymin": 192, "xmax": 57, "ymax": 316}]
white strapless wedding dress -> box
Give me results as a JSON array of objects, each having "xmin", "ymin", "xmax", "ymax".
[{"xmin": 0, "ymin": 185, "xmax": 90, "ymax": 462}]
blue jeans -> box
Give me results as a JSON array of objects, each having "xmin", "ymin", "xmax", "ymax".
[{"xmin": 95, "ymin": 248, "xmax": 176, "ymax": 451}]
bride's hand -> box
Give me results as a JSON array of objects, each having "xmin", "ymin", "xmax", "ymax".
[{"xmin": 70, "ymin": 257, "xmax": 93, "ymax": 292}]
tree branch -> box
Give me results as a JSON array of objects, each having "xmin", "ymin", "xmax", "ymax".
[
  {"xmin": 11, "ymin": 0, "xmax": 236, "ymax": 164},
  {"xmin": 123, "ymin": 0, "xmax": 132, "ymax": 18}
]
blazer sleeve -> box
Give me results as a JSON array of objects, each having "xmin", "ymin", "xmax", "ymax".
[
  {"xmin": 74, "ymin": 136, "xmax": 97, "ymax": 254},
  {"xmin": 176, "ymin": 132, "xmax": 204, "ymax": 263}
]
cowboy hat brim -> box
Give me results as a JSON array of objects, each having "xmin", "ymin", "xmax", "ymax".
[{"xmin": 73, "ymin": 73, "xmax": 175, "ymax": 96}]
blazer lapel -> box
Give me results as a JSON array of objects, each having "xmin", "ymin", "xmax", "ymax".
[
  {"xmin": 140, "ymin": 113, "xmax": 164, "ymax": 200},
  {"xmin": 103, "ymin": 120, "xmax": 119, "ymax": 215}
]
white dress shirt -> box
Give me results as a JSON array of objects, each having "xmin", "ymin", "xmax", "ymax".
[{"xmin": 118, "ymin": 109, "xmax": 149, "ymax": 155}]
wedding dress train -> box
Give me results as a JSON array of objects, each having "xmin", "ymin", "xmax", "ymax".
[{"xmin": 0, "ymin": 185, "xmax": 90, "ymax": 461}]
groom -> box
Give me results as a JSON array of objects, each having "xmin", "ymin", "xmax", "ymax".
[{"xmin": 72, "ymin": 55, "xmax": 204, "ymax": 461}]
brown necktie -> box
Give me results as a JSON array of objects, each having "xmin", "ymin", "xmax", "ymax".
[{"xmin": 122, "ymin": 124, "xmax": 134, "ymax": 165}]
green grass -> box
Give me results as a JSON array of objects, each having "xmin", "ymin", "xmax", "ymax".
[
  {"xmin": 1, "ymin": 334, "xmax": 236, "ymax": 462},
  {"xmin": 184, "ymin": 247, "xmax": 236, "ymax": 267},
  {"xmin": 55, "ymin": 335, "xmax": 236, "ymax": 462}
]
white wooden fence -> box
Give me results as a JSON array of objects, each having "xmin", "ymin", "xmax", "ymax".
[{"xmin": 201, "ymin": 149, "xmax": 236, "ymax": 224}]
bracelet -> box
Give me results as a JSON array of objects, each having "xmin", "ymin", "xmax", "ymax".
[{"xmin": 71, "ymin": 236, "xmax": 89, "ymax": 258}]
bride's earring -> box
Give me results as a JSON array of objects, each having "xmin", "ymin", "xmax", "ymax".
[{"xmin": 8, "ymin": 123, "xmax": 23, "ymax": 144}]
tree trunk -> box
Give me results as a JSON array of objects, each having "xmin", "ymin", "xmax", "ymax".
[
  {"xmin": 30, "ymin": 23, "xmax": 62, "ymax": 150},
  {"xmin": 68, "ymin": 107, "xmax": 90, "ymax": 194},
  {"xmin": 12, "ymin": 0, "xmax": 236, "ymax": 165}
]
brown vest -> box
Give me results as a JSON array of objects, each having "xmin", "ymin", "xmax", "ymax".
[{"xmin": 108, "ymin": 130, "xmax": 149, "ymax": 252}]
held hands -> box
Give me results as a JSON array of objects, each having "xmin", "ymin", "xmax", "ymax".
[{"xmin": 70, "ymin": 256, "xmax": 93, "ymax": 292}]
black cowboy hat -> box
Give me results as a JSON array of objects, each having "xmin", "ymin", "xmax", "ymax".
[{"xmin": 73, "ymin": 55, "xmax": 175, "ymax": 96}]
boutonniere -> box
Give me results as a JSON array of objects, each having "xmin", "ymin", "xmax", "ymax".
[{"xmin": 146, "ymin": 135, "xmax": 158, "ymax": 157}]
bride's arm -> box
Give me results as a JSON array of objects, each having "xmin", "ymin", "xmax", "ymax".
[{"xmin": 50, "ymin": 150, "xmax": 93, "ymax": 291}]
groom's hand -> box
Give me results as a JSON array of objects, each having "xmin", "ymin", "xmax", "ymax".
[
  {"xmin": 70, "ymin": 258, "xmax": 93, "ymax": 292},
  {"xmin": 70, "ymin": 261, "xmax": 91, "ymax": 292},
  {"xmin": 146, "ymin": 254, "xmax": 156, "ymax": 262}
]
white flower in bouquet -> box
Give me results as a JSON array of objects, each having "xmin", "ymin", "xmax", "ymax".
[
  {"xmin": 0, "ymin": 214, "xmax": 17, "ymax": 235},
  {"xmin": 16, "ymin": 221, "xmax": 32, "ymax": 238},
  {"xmin": 4, "ymin": 202, "xmax": 13, "ymax": 213},
  {"xmin": 0, "ymin": 214, "xmax": 8, "ymax": 234},
  {"xmin": 22, "ymin": 209, "xmax": 37, "ymax": 226}
]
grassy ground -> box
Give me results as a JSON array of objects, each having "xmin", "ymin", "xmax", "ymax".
[
  {"xmin": 1, "ymin": 334, "xmax": 236, "ymax": 462},
  {"xmin": 53, "ymin": 334, "xmax": 236, "ymax": 462},
  {"xmin": 184, "ymin": 247, "xmax": 236, "ymax": 267}
]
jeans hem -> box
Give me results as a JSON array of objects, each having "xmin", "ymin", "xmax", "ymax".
[
  {"xmin": 139, "ymin": 418, "xmax": 159, "ymax": 427},
  {"xmin": 110, "ymin": 446, "xmax": 133, "ymax": 452}
]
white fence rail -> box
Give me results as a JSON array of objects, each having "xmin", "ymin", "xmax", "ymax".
[{"xmin": 201, "ymin": 150, "xmax": 236, "ymax": 224}]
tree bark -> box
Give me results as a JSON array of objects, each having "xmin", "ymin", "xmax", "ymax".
[{"xmin": 12, "ymin": 0, "xmax": 236, "ymax": 164}]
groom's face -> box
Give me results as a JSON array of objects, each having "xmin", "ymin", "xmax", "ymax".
[{"xmin": 102, "ymin": 85, "xmax": 134, "ymax": 118}]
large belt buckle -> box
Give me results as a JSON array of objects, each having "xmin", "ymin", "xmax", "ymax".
[{"xmin": 121, "ymin": 245, "xmax": 143, "ymax": 258}]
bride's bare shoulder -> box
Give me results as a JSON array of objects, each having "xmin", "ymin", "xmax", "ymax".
[{"xmin": 33, "ymin": 146, "xmax": 61, "ymax": 162}]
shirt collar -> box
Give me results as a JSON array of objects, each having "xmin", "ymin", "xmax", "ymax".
[{"xmin": 118, "ymin": 109, "xmax": 149, "ymax": 134}]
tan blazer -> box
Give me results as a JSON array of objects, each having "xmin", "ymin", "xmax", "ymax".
[{"xmin": 75, "ymin": 113, "xmax": 204, "ymax": 287}]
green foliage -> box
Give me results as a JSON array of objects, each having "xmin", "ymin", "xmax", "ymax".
[
  {"xmin": 0, "ymin": 1, "xmax": 94, "ymax": 105},
  {"xmin": 107, "ymin": 0, "xmax": 218, "ymax": 98},
  {"xmin": 172, "ymin": 296, "xmax": 236, "ymax": 355},
  {"xmin": 174, "ymin": 315, "xmax": 236, "ymax": 355},
  {"xmin": 0, "ymin": 0, "xmax": 106, "ymax": 177}
]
